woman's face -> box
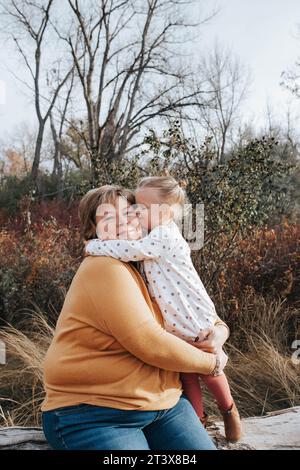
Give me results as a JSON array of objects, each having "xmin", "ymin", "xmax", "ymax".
[{"xmin": 95, "ymin": 196, "xmax": 142, "ymax": 240}]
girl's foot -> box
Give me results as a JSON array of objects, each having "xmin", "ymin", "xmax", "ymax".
[{"xmin": 220, "ymin": 402, "xmax": 243, "ymax": 442}]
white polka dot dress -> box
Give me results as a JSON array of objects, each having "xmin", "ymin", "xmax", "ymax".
[{"xmin": 86, "ymin": 221, "xmax": 217, "ymax": 342}]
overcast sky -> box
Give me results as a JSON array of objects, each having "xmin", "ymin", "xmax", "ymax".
[
  {"xmin": 199, "ymin": 0, "xmax": 300, "ymax": 127},
  {"xmin": 0, "ymin": 0, "xmax": 299, "ymax": 140}
]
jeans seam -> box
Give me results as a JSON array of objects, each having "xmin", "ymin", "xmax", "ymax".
[
  {"xmin": 153, "ymin": 409, "xmax": 167, "ymax": 422},
  {"xmin": 54, "ymin": 412, "xmax": 70, "ymax": 450}
]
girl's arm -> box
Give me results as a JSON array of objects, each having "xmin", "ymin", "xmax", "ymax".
[{"xmin": 85, "ymin": 227, "xmax": 175, "ymax": 262}]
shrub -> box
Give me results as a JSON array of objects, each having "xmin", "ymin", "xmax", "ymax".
[
  {"xmin": 0, "ymin": 215, "xmax": 82, "ymax": 326},
  {"xmin": 210, "ymin": 219, "xmax": 300, "ymax": 323}
]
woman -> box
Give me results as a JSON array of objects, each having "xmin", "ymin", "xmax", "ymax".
[{"xmin": 41, "ymin": 185, "xmax": 229, "ymax": 450}]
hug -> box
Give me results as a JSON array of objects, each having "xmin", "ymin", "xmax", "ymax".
[{"xmin": 41, "ymin": 176, "xmax": 241, "ymax": 450}]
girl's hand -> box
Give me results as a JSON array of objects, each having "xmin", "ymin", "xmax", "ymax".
[{"xmin": 187, "ymin": 324, "xmax": 229, "ymax": 354}]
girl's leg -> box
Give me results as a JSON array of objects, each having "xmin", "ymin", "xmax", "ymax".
[
  {"xmin": 180, "ymin": 372, "xmax": 205, "ymax": 420},
  {"xmin": 200, "ymin": 372, "xmax": 233, "ymax": 412},
  {"xmin": 200, "ymin": 373, "xmax": 243, "ymax": 441}
]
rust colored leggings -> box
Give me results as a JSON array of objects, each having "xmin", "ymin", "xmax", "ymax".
[{"xmin": 180, "ymin": 371, "xmax": 233, "ymax": 420}]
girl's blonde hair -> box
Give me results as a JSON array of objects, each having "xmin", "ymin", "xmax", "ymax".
[{"xmin": 137, "ymin": 176, "xmax": 187, "ymax": 220}]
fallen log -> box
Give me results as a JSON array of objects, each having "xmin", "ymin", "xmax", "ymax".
[
  {"xmin": 0, "ymin": 406, "xmax": 299, "ymax": 450},
  {"xmin": 0, "ymin": 427, "xmax": 50, "ymax": 450},
  {"xmin": 209, "ymin": 406, "xmax": 300, "ymax": 450}
]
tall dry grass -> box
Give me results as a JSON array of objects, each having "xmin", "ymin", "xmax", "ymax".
[
  {"xmin": 203, "ymin": 292, "xmax": 300, "ymax": 419},
  {"xmin": 0, "ymin": 293, "xmax": 299, "ymax": 426},
  {"xmin": 0, "ymin": 308, "xmax": 54, "ymax": 426}
]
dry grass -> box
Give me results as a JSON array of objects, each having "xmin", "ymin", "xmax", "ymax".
[
  {"xmin": 204, "ymin": 333, "xmax": 300, "ymax": 420},
  {"xmin": 203, "ymin": 293, "xmax": 300, "ymax": 419},
  {"xmin": 226, "ymin": 334, "xmax": 299, "ymax": 415},
  {"xmin": 0, "ymin": 294, "xmax": 299, "ymax": 427},
  {"xmin": 0, "ymin": 308, "xmax": 54, "ymax": 426},
  {"xmin": 227, "ymin": 288, "xmax": 299, "ymax": 350}
]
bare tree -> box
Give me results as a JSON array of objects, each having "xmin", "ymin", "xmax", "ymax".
[
  {"xmin": 193, "ymin": 44, "xmax": 250, "ymax": 164},
  {"xmin": 261, "ymin": 102, "xmax": 300, "ymax": 163},
  {"xmin": 281, "ymin": 66, "xmax": 300, "ymax": 98},
  {"xmin": 281, "ymin": 24, "xmax": 300, "ymax": 99},
  {"xmin": 0, "ymin": 0, "xmax": 75, "ymax": 183},
  {"xmin": 49, "ymin": 67, "xmax": 76, "ymax": 179},
  {"xmin": 52, "ymin": 0, "xmax": 216, "ymax": 182}
]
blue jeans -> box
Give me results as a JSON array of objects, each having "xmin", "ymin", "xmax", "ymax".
[{"xmin": 42, "ymin": 395, "xmax": 216, "ymax": 450}]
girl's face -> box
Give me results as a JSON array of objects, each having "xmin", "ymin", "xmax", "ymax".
[
  {"xmin": 95, "ymin": 196, "xmax": 142, "ymax": 240},
  {"xmin": 135, "ymin": 187, "xmax": 172, "ymax": 232}
]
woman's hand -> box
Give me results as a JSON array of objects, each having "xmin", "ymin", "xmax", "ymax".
[
  {"xmin": 216, "ymin": 349, "xmax": 228, "ymax": 374},
  {"xmin": 187, "ymin": 324, "xmax": 229, "ymax": 354}
]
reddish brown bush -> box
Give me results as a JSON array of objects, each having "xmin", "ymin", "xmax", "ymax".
[
  {"xmin": 212, "ymin": 219, "xmax": 300, "ymax": 323},
  {"xmin": 0, "ymin": 211, "xmax": 82, "ymax": 326}
]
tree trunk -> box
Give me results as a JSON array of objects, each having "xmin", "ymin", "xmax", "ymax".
[{"xmin": 31, "ymin": 122, "xmax": 45, "ymax": 182}]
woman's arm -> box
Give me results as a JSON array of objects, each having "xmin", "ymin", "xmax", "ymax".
[{"xmin": 81, "ymin": 257, "xmax": 217, "ymax": 375}]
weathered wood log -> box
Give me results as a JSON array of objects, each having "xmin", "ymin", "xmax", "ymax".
[
  {"xmin": 0, "ymin": 427, "xmax": 50, "ymax": 450},
  {"xmin": 209, "ymin": 406, "xmax": 300, "ymax": 450},
  {"xmin": 0, "ymin": 407, "xmax": 299, "ymax": 450}
]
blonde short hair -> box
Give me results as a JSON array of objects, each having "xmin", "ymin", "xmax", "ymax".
[{"xmin": 137, "ymin": 176, "xmax": 187, "ymax": 220}]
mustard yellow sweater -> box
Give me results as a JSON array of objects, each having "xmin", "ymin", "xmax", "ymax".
[{"xmin": 41, "ymin": 256, "xmax": 223, "ymax": 412}]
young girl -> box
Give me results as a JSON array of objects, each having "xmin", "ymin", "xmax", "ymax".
[{"xmin": 85, "ymin": 176, "xmax": 242, "ymax": 442}]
